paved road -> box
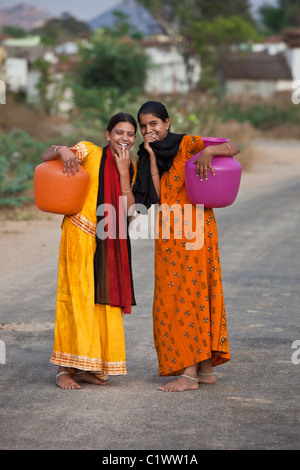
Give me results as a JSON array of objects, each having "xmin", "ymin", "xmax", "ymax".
[{"xmin": 0, "ymin": 174, "xmax": 299, "ymax": 451}]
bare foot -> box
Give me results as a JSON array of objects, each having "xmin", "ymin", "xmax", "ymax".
[
  {"xmin": 56, "ymin": 371, "xmax": 81, "ymax": 390},
  {"xmin": 73, "ymin": 371, "xmax": 108, "ymax": 386},
  {"xmin": 158, "ymin": 375, "xmax": 198, "ymax": 392}
]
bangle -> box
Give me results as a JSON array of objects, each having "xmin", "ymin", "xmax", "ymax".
[
  {"xmin": 151, "ymin": 172, "xmax": 159, "ymax": 176},
  {"xmin": 121, "ymin": 188, "xmax": 132, "ymax": 194},
  {"xmin": 54, "ymin": 146, "xmax": 61, "ymax": 155},
  {"xmin": 224, "ymin": 142, "xmax": 230, "ymax": 154}
]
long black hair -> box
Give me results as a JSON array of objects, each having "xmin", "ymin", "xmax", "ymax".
[
  {"xmin": 106, "ymin": 113, "xmax": 137, "ymax": 133},
  {"xmin": 137, "ymin": 101, "xmax": 169, "ymax": 124}
]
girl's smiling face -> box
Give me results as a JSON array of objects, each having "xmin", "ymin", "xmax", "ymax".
[
  {"xmin": 139, "ymin": 113, "xmax": 170, "ymax": 141},
  {"xmin": 106, "ymin": 121, "xmax": 136, "ymax": 155}
]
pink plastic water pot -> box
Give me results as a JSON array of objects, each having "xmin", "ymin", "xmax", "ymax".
[
  {"xmin": 185, "ymin": 137, "xmax": 242, "ymax": 208},
  {"xmin": 202, "ymin": 137, "xmax": 230, "ymax": 147},
  {"xmin": 34, "ymin": 159, "xmax": 90, "ymax": 215}
]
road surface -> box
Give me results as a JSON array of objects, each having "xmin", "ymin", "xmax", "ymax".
[{"xmin": 0, "ymin": 141, "xmax": 299, "ymax": 451}]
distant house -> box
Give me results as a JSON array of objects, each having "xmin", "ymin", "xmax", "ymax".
[
  {"xmin": 224, "ymin": 28, "xmax": 300, "ymax": 98},
  {"xmin": 0, "ymin": 44, "xmax": 7, "ymax": 82},
  {"xmin": 55, "ymin": 41, "xmax": 79, "ymax": 55},
  {"xmin": 46, "ymin": 55, "xmax": 81, "ymax": 114},
  {"xmin": 283, "ymin": 28, "xmax": 300, "ymax": 82},
  {"xmin": 1, "ymin": 35, "xmax": 76, "ymax": 114},
  {"xmin": 142, "ymin": 36, "xmax": 201, "ymax": 94},
  {"xmin": 1, "ymin": 36, "xmax": 52, "ymax": 94},
  {"xmin": 2, "ymin": 36, "xmax": 43, "ymax": 93},
  {"xmin": 224, "ymin": 50, "xmax": 292, "ymax": 98}
]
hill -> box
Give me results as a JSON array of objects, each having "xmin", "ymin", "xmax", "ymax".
[
  {"xmin": 0, "ymin": 2, "xmax": 52, "ymax": 31},
  {"xmin": 89, "ymin": 0, "xmax": 163, "ymax": 36}
]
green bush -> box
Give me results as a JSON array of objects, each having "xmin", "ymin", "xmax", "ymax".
[
  {"xmin": 75, "ymin": 32, "xmax": 150, "ymax": 95},
  {"xmin": 72, "ymin": 85, "xmax": 143, "ymax": 131},
  {"xmin": 218, "ymin": 101, "xmax": 300, "ymax": 130},
  {"xmin": 0, "ymin": 130, "xmax": 76, "ymax": 207}
]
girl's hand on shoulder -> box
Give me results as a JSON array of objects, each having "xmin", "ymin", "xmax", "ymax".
[{"xmin": 193, "ymin": 147, "xmax": 215, "ymax": 181}]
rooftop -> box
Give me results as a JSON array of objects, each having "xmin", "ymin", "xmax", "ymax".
[
  {"xmin": 283, "ymin": 28, "xmax": 300, "ymax": 48},
  {"xmin": 224, "ymin": 50, "xmax": 292, "ymax": 80}
]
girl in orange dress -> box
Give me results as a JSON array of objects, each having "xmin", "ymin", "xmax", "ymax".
[{"xmin": 133, "ymin": 101, "xmax": 240, "ymax": 392}]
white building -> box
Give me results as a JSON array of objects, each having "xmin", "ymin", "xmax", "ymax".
[
  {"xmin": 5, "ymin": 57, "xmax": 28, "ymax": 92},
  {"xmin": 142, "ymin": 36, "xmax": 201, "ymax": 94},
  {"xmin": 1, "ymin": 36, "xmax": 52, "ymax": 94},
  {"xmin": 224, "ymin": 29, "xmax": 300, "ymax": 98},
  {"xmin": 0, "ymin": 35, "xmax": 74, "ymax": 114},
  {"xmin": 284, "ymin": 29, "xmax": 300, "ymax": 81}
]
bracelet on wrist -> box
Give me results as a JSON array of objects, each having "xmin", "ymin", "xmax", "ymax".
[
  {"xmin": 224, "ymin": 142, "xmax": 231, "ymax": 154},
  {"xmin": 121, "ymin": 188, "xmax": 132, "ymax": 194}
]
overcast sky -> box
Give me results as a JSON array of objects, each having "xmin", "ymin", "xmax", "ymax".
[{"xmin": 0, "ymin": 0, "xmax": 279, "ymax": 22}]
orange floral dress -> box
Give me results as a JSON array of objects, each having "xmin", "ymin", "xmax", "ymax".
[{"xmin": 153, "ymin": 135, "xmax": 230, "ymax": 376}]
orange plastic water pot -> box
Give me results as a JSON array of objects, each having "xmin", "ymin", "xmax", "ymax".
[{"xmin": 34, "ymin": 159, "xmax": 90, "ymax": 215}]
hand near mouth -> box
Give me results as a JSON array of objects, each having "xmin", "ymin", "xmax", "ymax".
[
  {"xmin": 114, "ymin": 142, "xmax": 131, "ymax": 176},
  {"xmin": 143, "ymin": 134, "xmax": 157, "ymax": 157}
]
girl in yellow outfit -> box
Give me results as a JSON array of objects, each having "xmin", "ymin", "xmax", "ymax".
[{"xmin": 42, "ymin": 113, "xmax": 138, "ymax": 390}]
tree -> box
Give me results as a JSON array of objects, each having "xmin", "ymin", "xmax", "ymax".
[
  {"xmin": 75, "ymin": 30, "xmax": 150, "ymax": 94},
  {"xmin": 259, "ymin": 0, "xmax": 300, "ymax": 33},
  {"xmin": 33, "ymin": 59, "xmax": 52, "ymax": 113},
  {"xmin": 192, "ymin": 15, "xmax": 260, "ymax": 88},
  {"xmin": 135, "ymin": 0, "xmax": 259, "ymax": 90},
  {"xmin": 70, "ymin": 29, "xmax": 151, "ymax": 127},
  {"xmin": 2, "ymin": 26, "xmax": 28, "ymax": 38},
  {"xmin": 33, "ymin": 12, "xmax": 91, "ymax": 44},
  {"xmin": 135, "ymin": 0, "xmax": 254, "ymax": 38},
  {"xmin": 135, "ymin": 0, "xmax": 183, "ymax": 87},
  {"xmin": 102, "ymin": 11, "xmax": 143, "ymax": 39}
]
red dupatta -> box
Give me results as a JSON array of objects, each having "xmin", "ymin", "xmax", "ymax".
[{"xmin": 94, "ymin": 145, "xmax": 136, "ymax": 314}]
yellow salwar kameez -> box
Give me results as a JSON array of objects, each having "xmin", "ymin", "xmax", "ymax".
[
  {"xmin": 153, "ymin": 135, "xmax": 230, "ymax": 377},
  {"xmin": 50, "ymin": 141, "xmax": 127, "ymax": 377}
]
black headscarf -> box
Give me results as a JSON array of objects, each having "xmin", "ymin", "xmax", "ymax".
[{"xmin": 132, "ymin": 101, "xmax": 185, "ymax": 212}]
